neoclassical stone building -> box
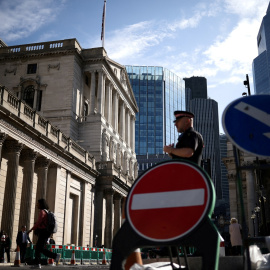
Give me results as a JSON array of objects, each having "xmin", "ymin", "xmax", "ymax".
[
  {"xmin": 0, "ymin": 38, "xmax": 138, "ymax": 249},
  {"xmin": 223, "ymin": 141, "xmax": 270, "ymax": 236}
]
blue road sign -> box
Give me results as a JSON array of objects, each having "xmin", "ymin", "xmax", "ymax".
[{"xmin": 222, "ymin": 95, "xmax": 270, "ymax": 157}]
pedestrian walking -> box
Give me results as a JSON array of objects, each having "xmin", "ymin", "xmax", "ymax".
[
  {"xmin": 16, "ymin": 225, "xmax": 31, "ymax": 264},
  {"xmin": 0, "ymin": 231, "xmax": 6, "ymax": 263},
  {"xmin": 4, "ymin": 233, "xmax": 11, "ymax": 263},
  {"xmin": 27, "ymin": 198, "xmax": 60, "ymax": 268},
  {"xmin": 229, "ymin": 217, "xmax": 242, "ymax": 255}
]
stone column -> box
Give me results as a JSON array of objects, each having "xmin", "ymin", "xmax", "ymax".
[
  {"xmin": 79, "ymin": 181, "xmax": 87, "ymax": 246},
  {"xmin": 130, "ymin": 115, "xmax": 135, "ymax": 151},
  {"xmin": 106, "ymin": 83, "xmax": 112, "ymax": 124},
  {"xmin": 119, "ymin": 101, "xmax": 125, "ymax": 139},
  {"xmin": 94, "ymin": 186, "xmax": 104, "ymax": 247},
  {"xmin": 90, "ymin": 71, "xmax": 96, "ymax": 114},
  {"xmin": 104, "ymin": 188, "xmax": 114, "ymax": 248},
  {"xmin": 246, "ymin": 170, "xmax": 256, "ymax": 235},
  {"xmin": 126, "ymin": 110, "xmax": 130, "ymax": 146},
  {"xmin": 35, "ymin": 157, "xmax": 51, "ymax": 200},
  {"xmin": 19, "ymin": 149, "xmax": 38, "ymax": 229},
  {"xmin": 113, "ymin": 193, "xmax": 122, "ymax": 236},
  {"xmin": 112, "ymin": 92, "xmax": 119, "ymax": 132},
  {"xmin": 1, "ymin": 140, "xmax": 23, "ymax": 239},
  {"xmin": 97, "ymin": 70, "xmax": 104, "ymax": 115},
  {"xmin": 0, "ymin": 133, "xmax": 8, "ymax": 162},
  {"xmin": 33, "ymin": 89, "xmax": 38, "ymax": 110},
  {"xmin": 63, "ymin": 171, "xmax": 71, "ymax": 244}
]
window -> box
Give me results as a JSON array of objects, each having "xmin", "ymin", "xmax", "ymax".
[
  {"xmin": 22, "ymin": 85, "xmax": 35, "ymax": 107},
  {"xmin": 22, "ymin": 85, "xmax": 42, "ymax": 111},
  {"xmin": 83, "ymin": 101, "xmax": 89, "ymax": 118},
  {"xmin": 27, "ymin": 64, "xmax": 37, "ymax": 74}
]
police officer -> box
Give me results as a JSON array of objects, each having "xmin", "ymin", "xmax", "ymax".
[{"xmin": 163, "ymin": 110, "xmax": 204, "ymax": 165}]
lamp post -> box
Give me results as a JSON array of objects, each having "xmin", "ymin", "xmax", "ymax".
[
  {"xmin": 254, "ymin": 205, "xmax": 261, "ymax": 236},
  {"xmin": 243, "ymin": 74, "xmax": 251, "ymax": 96},
  {"xmin": 95, "ymin": 234, "xmax": 98, "ymax": 247},
  {"xmin": 251, "ymin": 211, "xmax": 256, "ymax": 236},
  {"xmin": 259, "ymin": 195, "xmax": 267, "ymax": 236}
]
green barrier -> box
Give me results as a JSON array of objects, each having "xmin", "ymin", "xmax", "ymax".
[
  {"xmin": 25, "ymin": 244, "xmax": 111, "ymax": 265},
  {"xmin": 25, "ymin": 244, "xmax": 35, "ymax": 261},
  {"xmin": 25, "ymin": 244, "xmax": 64, "ymax": 265},
  {"xmin": 98, "ymin": 248, "xmax": 104, "ymax": 263},
  {"xmin": 90, "ymin": 247, "xmax": 98, "ymax": 264},
  {"xmin": 105, "ymin": 248, "xmax": 112, "ymax": 262},
  {"xmin": 62, "ymin": 245, "xmax": 74, "ymax": 264},
  {"xmin": 74, "ymin": 246, "xmax": 82, "ymax": 264},
  {"xmin": 81, "ymin": 247, "xmax": 91, "ymax": 264}
]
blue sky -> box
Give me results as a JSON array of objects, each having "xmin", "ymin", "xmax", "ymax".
[{"xmin": 0, "ymin": 0, "xmax": 269, "ymax": 132}]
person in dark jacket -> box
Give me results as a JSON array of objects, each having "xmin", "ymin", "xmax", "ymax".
[
  {"xmin": 16, "ymin": 225, "xmax": 31, "ymax": 264},
  {"xmin": 0, "ymin": 230, "xmax": 5, "ymax": 263},
  {"xmin": 4, "ymin": 233, "xmax": 11, "ymax": 263},
  {"xmin": 163, "ymin": 110, "xmax": 204, "ymax": 166},
  {"xmin": 27, "ymin": 199, "xmax": 60, "ymax": 269}
]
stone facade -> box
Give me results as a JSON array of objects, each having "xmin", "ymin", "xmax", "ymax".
[
  {"xmin": 0, "ymin": 38, "xmax": 139, "ymax": 249},
  {"xmin": 223, "ymin": 141, "xmax": 270, "ymax": 236}
]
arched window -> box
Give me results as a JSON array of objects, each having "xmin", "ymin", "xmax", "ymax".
[
  {"xmin": 21, "ymin": 85, "xmax": 42, "ymax": 110},
  {"xmin": 22, "ymin": 85, "xmax": 35, "ymax": 108}
]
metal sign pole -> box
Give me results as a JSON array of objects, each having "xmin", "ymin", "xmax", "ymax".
[{"xmin": 233, "ymin": 146, "xmax": 251, "ymax": 270}]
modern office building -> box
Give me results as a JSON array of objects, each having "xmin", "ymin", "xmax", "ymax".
[
  {"xmin": 184, "ymin": 76, "xmax": 207, "ymax": 99},
  {"xmin": 219, "ymin": 133, "xmax": 229, "ymax": 202},
  {"xmin": 185, "ymin": 76, "xmax": 222, "ymax": 200},
  {"xmin": 252, "ymin": 2, "xmax": 270, "ymax": 94},
  {"xmin": 126, "ymin": 66, "xmax": 186, "ymax": 171}
]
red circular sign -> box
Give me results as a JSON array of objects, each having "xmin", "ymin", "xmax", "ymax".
[{"xmin": 126, "ymin": 161, "xmax": 212, "ymax": 242}]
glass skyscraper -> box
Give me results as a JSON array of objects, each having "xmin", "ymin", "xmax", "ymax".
[
  {"xmin": 125, "ymin": 66, "xmax": 185, "ymax": 156},
  {"xmin": 252, "ymin": 2, "xmax": 270, "ymax": 94},
  {"xmin": 185, "ymin": 76, "xmax": 223, "ymax": 200}
]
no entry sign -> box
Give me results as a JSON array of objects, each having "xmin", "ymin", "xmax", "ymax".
[{"xmin": 126, "ymin": 161, "xmax": 214, "ymax": 242}]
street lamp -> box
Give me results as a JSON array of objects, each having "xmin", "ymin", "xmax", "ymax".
[
  {"xmin": 259, "ymin": 195, "xmax": 267, "ymax": 235},
  {"xmin": 254, "ymin": 206, "xmax": 261, "ymax": 236},
  {"xmin": 243, "ymin": 74, "xmax": 251, "ymax": 96},
  {"xmin": 95, "ymin": 234, "xmax": 98, "ymax": 247},
  {"xmin": 251, "ymin": 211, "xmax": 256, "ymax": 236}
]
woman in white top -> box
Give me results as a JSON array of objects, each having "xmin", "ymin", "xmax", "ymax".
[{"xmin": 229, "ymin": 217, "xmax": 242, "ymax": 255}]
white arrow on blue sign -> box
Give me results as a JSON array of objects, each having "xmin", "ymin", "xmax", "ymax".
[{"xmin": 222, "ymin": 95, "xmax": 270, "ymax": 157}]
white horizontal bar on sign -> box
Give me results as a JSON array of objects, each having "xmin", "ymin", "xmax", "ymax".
[{"xmin": 131, "ymin": 189, "xmax": 205, "ymax": 210}]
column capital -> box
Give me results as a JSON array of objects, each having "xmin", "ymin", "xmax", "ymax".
[
  {"xmin": 108, "ymin": 82, "xmax": 113, "ymax": 89},
  {"xmin": 4, "ymin": 140, "xmax": 23, "ymax": 154},
  {"xmin": 0, "ymin": 133, "xmax": 8, "ymax": 145},
  {"xmin": 114, "ymin": 193, "xmax": 122, "ymax": 201},
  {"xmin": 36, "ymin": 156, "xmax": 51, "ymax": 168},
  {"xmin": 21, "ymin": 149, "xmax": 38, "ymax": 162}
]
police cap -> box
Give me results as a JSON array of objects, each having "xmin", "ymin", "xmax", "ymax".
[{"xmin": 173, "ymin": 110, "xmax": 194, "ymax": 122}]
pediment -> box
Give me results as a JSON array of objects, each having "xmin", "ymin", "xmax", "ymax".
[{"xmin": 105, "ymin": 58, "xmax": 138, "ymax": 113}]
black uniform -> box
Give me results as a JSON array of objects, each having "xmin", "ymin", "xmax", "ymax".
[{"xmin": 171, "ymin": 127, "xmax": 204, "ymax": 165}]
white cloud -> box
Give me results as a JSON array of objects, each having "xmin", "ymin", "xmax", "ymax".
[
  {"xmin": 224, "ymin": 0, "xmax": 269, "ymax": 18},
  {"xmin": 106, "ymin": 21, "xmax": 172, "ymax": 62},
  {"xmin": 203, "ymin": 18, "xmax": 261, "ymax": 74},
  {"xmin": 0, "ymin": 0, "xmax": 65, "ymax": 42}
]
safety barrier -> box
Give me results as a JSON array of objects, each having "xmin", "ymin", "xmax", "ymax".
[
  {"xmin": 25, "ymin": 244, "xmax": 112, "ymax": 265},
  {"xmin": 81, "ymin": 247, "xmax": 91, "ymax": 265},
  {"xmin": 105, "ymin": 248, "xmax": 112, "ymax": 263},
  {"xmin": 90, "ymin": 247, "xmax": 98, "ymax": 264}
]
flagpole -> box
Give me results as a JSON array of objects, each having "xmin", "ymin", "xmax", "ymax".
[{"xmin": 101, "ymin": 0, "xmax": 106, "ymax": 48}]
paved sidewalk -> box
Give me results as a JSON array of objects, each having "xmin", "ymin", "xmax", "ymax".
[{"xmin": 0, "ymin": 256, "xmax": 244, "ymax": 270}]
